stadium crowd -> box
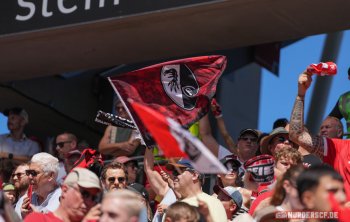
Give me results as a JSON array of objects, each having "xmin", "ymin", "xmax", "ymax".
[{"xmin": 0, "ymin": 69, "xmax": 349, "ymax": 222}]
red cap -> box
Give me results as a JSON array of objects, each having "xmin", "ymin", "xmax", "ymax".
[
  {"xmin": 114, "ymin": 156, "xmax": 138, "ymax": 166},
  {"xmin": 65, "ymin": 150, "xmax": 82, "ymax": 161}
]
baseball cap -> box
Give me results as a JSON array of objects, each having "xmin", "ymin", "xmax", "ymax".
[
  {"xmin": 114, "ymin": 156, "xmax": 138, "ymax": 167},
  {"xmin": 166, "ymin": 158, "xmax": 194, "ymax": 171},
  {"xmin": 238, "ymin": 129, "xmax": 259, "ymax": 140},
  {"xmin": 220, "ymin": 155, "xmax": 241, "ymax": 168},
  {"xmin": 126, "ymin": 183, "xmax": 149, "ymax": 202},
  {"xmin": 3, "ymin": 107, "xmax": 29, "ymax": 123},
  {"xmin": 65, "ymin": 150, "xmax": 82, "ymax": 161},
  {"xmin": 260, "ymin": 127, "xmax": 293, "ymax": 155},
  {"xmin": 2, "ymin": 183, "xmax": 15, "ymax": 191},
  {"xmin": 213, "ymin": 185, "xmax": 243, "ymax": 209},
  {"xmin": 64, "ymin": 168, "xmax": 103, "ymax": 192}
]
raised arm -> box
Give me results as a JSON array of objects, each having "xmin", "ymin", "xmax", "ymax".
[
  {"xmin": 143, "ymin": 147, "xmax": 169, "ymax": 199},
  {"xmin": 198, "ymin": 113, "xmax": 220, "ymax": 157},
  {"xmin": 289, "ymin": 70, "xmax": 324, "ymax": 159},
  {"xmin": 211, "ymin": 101, "xmax": 238, "ymax": 154}
]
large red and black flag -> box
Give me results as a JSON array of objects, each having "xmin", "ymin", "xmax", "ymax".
[{"xmin": 108, "ymin": 55, "xmax": 227, "ymax": 147}]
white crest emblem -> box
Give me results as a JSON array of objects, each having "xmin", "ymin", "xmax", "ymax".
[{"xmin": 160, "ymin": 65, "xmax": 199, "ymax": 110}]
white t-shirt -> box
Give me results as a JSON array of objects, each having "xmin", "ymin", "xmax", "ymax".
[
  {"xmin": 153, "ymin": 189, "xmax": 176, "ymax": 222},
  {"xmin": 0, "ymin": 133, "xmax": 39, "ymax": 156},
  {"xmin": 56, "ymin": 162, "xmax": 66, "ymax": 185}
]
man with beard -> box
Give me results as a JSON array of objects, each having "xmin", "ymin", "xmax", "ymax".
[
  {"xmin": 15, "ymin": 153, "xmax": 61, "ymax": 219},
  {"xmin": 260, "ymin": 127, "xmax": 295, "ymax": 156},
  {"xmin": 164, "ymin": 159, "xmax": 227, "ymax": 222},
  {"xmin": 101, "ymin": 162, "xmax": 128, "ymax": 191},
  {"xmin": 0, "ymin": 107, "xmax": 39, "ymax": 164},
  {"xmin": 24, "ymin": 168, "xmax": 103, "ymax": 222},
  {"xmin": 12, "ymin": 163, "xmax": 30, "ymax": 198}
]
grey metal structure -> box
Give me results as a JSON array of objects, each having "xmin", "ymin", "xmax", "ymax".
[{"xmin": 306, "ymin": 31, "xmax": 344, "ymax": 134}]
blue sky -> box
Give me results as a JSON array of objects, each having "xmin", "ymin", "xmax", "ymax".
[
  {"xmin": 0, "ymin": 31, "xmax": 349, "ymax": 135},
  {"xmin": 258, "ymin": 30, "xmax": 350, "ymax": 134}
]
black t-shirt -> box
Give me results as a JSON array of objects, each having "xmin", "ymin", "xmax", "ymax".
[
  {"xmin": 329, "ymin": 100, "xmax": 343, "ymax": 119},
  {"xmin": 303, "ymin": 153, "xmax": 323, "ymax": 168}
]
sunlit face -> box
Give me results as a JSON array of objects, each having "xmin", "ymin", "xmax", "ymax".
[
  {"xmin": 311, "ymin": 176, "xmax": 346, "ymax": 211},
  {"xmin": 276, "ymin": 157, "xmax": 297, "ymax": 173},
  {"xmin": 63, "ymin": 184, "xmax": 100, "ymax": 221},
  {"xmin": 217, "ymin": 190, "xmax": 233, "ymax": 218},
  {"xmin": 28, "ymin": 162, "xmax": 50, "ymax": 192},
  {"xmin": 320, "ymin": 118, "xmax": 342, "ymax": 139},
  {"xmin": 218, "ymin": 161, "xmax": 239, "ymax": 187},
  {"xmin": 103, "ymin": 169, "xmax": 127, "ymax": 191},
  {"xmin": 7, "ymin": 113, "xmax": 24, "ymax": 131},
  {"xmin": 115, "ymin": 102, "xmax": 129, "ymax": 119},
  {"xmin": 124, "ymin": 161, "xmax": 138, "ymax": 184},
  {"xmin": 237, "ymin": 133, "xmax": 259, "ymax": 156},
  {"xmin": 172, "ymin": 168, "xmax": 195, "ymax": 195},
  {"xmin": 268, "ymin": 133, "xmax": 293, "ymax": 156},
  {"xmin": 13, "ymin": 165, "xmax": 30, "ymax": 193}
]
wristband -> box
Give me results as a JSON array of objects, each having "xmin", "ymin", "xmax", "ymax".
[
  {"xmin": 211, "ymin": 98, "xmax": 222, "ymax": 117},
  {"xmin": 215, "ymin": 114, "xmax": 222, "ymax": 118}
]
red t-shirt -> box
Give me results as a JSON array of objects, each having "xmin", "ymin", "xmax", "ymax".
[
  {"xmin": 24, "ymin": 212, "xmax": 62, "ymax": 222},
  {"xmin": 323, "ymin": 137, "xmax": 350, "ymax": 201},
  {"xmin": 249, "ymin": 190, "xmax": 274, "ymax": 216}
]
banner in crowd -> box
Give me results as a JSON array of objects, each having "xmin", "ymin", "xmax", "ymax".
[
  {"xmin": 108, "ymin": 55, "xmax": 227, "ymax": 147},
  {"xmin": 130, "ymin": 101, "xmax": 227, "ymax": 174}
]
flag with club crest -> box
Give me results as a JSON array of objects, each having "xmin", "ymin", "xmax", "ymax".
[{"xmin": 108, "ymin": 55, "xmax": 227, "ymax": 147}]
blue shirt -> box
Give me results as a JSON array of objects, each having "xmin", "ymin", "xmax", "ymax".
[{"xmin": 15, "ymin": 186, "xmax": 62, "ymax": 219}]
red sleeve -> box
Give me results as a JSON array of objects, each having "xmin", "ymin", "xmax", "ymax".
[
  {"xmin": 249, "ymin": 191, "xmax": 273, "ymax": 216},
  {"xmin": 24, "ymin": 213, "xmax": 47, "ymax": 222},
  {"xmin": 24, "ymin": 212, "xmax": 62, "ymax": 222},
  {"xmin": 323, "ymin": 138, "xmax": 350, "ymax": 168}
]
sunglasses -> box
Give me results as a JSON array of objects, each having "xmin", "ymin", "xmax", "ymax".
[
  {"xmin": 172, "ymin": 168, "xmax": 194, "ymax": 177},
  {"xmin": 56, "ymin": 141, "xmax": 72, "ymax": 148},
  {"xmin": 107, "ymin": 177, "xmax": 126, "ymax": 183},
  {"xmin": 25, "ymin": 170, "xmax": 40, "ymax": 177},
  {"xmin": 275, "ymin": 136, "xmax": 293, "ymax": 144},
  {"xmin": 126, "ymin": 162, "xmax": 137, "ymax": 169},
  {"xmin": 12, "ymin": 172, "xmax": 27, "ymax": 179},
  {"xmin": 69, "ymin": 185, "xmax": 98, "ymax": 202},
  {"xmin": 240, "ymin": 136, "xmax": 258, "ymax": 143},
  {"xmin": 115, "ymin": 106, "xmax": 126, "ymax": 111},
  {"xmin": 225, "ymin": 164, "xmax": 239, "ymax": 171}
]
